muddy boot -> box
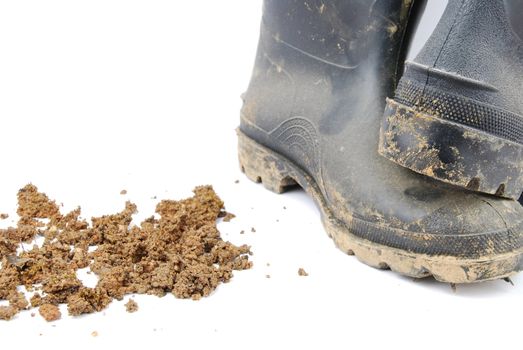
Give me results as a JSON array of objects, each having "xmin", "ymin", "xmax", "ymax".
[
  {"xmin": 238, "ymin": 0, "xmax": 523, "ymax": 283},
  {"xmin": 379, "ymin": 0, "xmax": 523, "ymax": 199}
]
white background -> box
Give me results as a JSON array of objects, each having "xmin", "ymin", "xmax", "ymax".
[{"xmin": 0, "ymin": 1, "xmax": 520, "ymax": 349}]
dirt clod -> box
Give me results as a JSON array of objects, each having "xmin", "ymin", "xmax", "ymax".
[
  {"xmin": 120, "ymin": 190, "xmax": 127, "ymax": 195},
  {"xmin": 39, "ymin": 304, "xmax": 61, "ymax": 322},
  {"xmin": 0, "ymin": 184, "xmax": 252, "ymax": 321},
  {"xmin": 298, "ymin": 268, "xmax": 308, "ymax": 277},
  {"xmin": 222, "ymin": 212, "xmax": 236, "ymax": 222},
  {"xmin": 0, "ymin": 306, "xmax": 18, "ymax": 320},
  {"xmin": 125, "ymin": 299, "xmax": 138, "ymax": 313},
  {"xmin": 0, "ymin": 213, "xmax": 8, "ymax": 220}
]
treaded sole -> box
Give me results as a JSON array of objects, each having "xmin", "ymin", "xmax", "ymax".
[{"xmin": 237, "ymin": 128, "xmax": 523, "ymax": 283}]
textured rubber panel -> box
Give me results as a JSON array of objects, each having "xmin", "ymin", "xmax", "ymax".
[
  {"xmin": 379, "ymin": 99, "xmax": 523, "ymax": 199},
  {"xmin": 395, "ymin": 79, "xmax": 523, "ymax": 145}
]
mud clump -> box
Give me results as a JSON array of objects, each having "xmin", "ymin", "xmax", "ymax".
[
  {"xmin": 220, "ymin": 212, "xmax": 236, "ymax": 222},
  {"xmin": 298, "ymin": 268, "xmax": 308, "ymax": 277},
  {"xmin": 0, "ymin": 305, "xmax": 18, "ymax": 320},
  {"xmin": 125, "ymin": 299, "xmax": 138, "ymax": 313},
  {"xmin": 39, "ymin": 304, "xmax": 61, "ymax": 322},
  {"xmin": 0, "ymin": 184, "xmax": 252, "ymax": 321}
]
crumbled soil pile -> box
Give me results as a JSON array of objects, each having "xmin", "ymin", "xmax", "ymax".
[{"xmin": 0, "ymin": 184, "xmax": 251, "ymax": 321}]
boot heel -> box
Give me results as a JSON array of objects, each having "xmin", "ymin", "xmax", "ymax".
[
  {"xmin": 379, "ymin": 99, "xmax": 523, "ymax": 199},
  {"xmin": 237, "ymin": 129, "xmax": 297, "ymax": 194}
]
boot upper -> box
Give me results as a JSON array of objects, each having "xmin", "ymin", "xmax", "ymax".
[{"xmin": 240, "ymin": 0, "xmax": 523, "ymax": 258}]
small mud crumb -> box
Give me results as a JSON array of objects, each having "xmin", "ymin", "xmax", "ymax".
[
  {"xmin": 283, "ymin": 206, "xmax": 286, "ymax": 210},
  {"xmin": 234, "ymin": 180, "xmax": 239, "ymax": 184},
  {"xmin": 222, "ymin": 212, "xmax": 236, "ymax": 222},
  {"xmin": 265, "ymin": 274, "xmax": 271, "ymax": 279},
  {"xmin": 0, "ymin": 213, "xmax": 8, "ymax": 220},
  {"xmin": 17, "ymin": 184, "xmax": 60, "ymax": 221},
  {"xmin": 251, "ymin": 227, "xmax": 256, "ymax": 233},
  {"xmin": 125, "ymin": 299, "xmax": 138, "ymax": 313},
  {"xmin": 240, "ymin": 230, "xmax": 245, "ymax": 235},
  {"xmin": 9, "ymin": 292, "xmax": 29, "ymax": 310},
  {"xmin": 0, "ymin": 306, "xmax": 18, "ymax": 321},
  {"xmin": 67, "ymin": 287, "xmax": 111, "ymax": 316},
  {"xmin": 120, "ymin": 190, "xmax": 127, "ymax": 195},
  {"xmin": 91, "ymin": 331, "xmax": 98, "ymax": 337},
  {"xmin": 298, "ymin": 268, "xmax": 308, "ymax": 277},
  {"xmin": 39, "ymin": 304, "xmax": 61, "ymax": 322},
  {"xmin": 450, "ymin": 283, "xmax": 457, "ymax": 293},
  {"xmin": 266, "ymin": 263, "xmax": 270, "ymax": 267},
  {"xmin": 31, "ymin": 313, "xmax": 35, "ymax": 317},
  {"xmin": 30, "ymin": 294, "xmax": 43, "ymax": 308},
  {"xmin": 503, "ymin": 277, "xmax": 514, "ymax": 286}
]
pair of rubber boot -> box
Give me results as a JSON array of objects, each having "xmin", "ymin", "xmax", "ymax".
[{"xmin": 238, "ymin": 0, "xmax": 523, "ymax": 283}]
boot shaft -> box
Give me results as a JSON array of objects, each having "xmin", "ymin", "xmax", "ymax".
[
  {"xmin": 410, "ymin": 0, "xmax": 523, "ymax": 116},
  {"xmin": 505, "ymin": 0, "xmax": 523, "ymax": 41},
  {"xmin": 261, "ymin": 0, "xmax": 414, "ymax": 72},
  {"xmin": 242, "ymin": 0, "xmax": 417, "ymax": 136}
]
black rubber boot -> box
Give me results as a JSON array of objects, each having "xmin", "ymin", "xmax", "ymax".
[
  {"xmin": 238, "ymin": 0, "xmax": 523, "ymax": 283},
  {"xmin": 379, "ymin": 0, "xmax": 523, "ymax": 199}
]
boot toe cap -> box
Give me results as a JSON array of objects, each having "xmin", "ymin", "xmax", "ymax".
[{"xmin": 387, "ymin": 194, "xmax": 523, "ymax": 258}]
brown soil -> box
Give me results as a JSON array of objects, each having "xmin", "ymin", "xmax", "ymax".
[
  {"xmin": 221, "ymin": 212, "xmax": 236, "ymax": 222},
  {"xmin": 0, "ymin": 213, "xmax": 8, "ymax": 220},
  {"xmin": 125, "ymin": 299, "xmax": 138, "ymax": 313},
  {"xmin": 0, "ymin": 306, "xmax": 18, "ymax": 320},
  {"xmin": 298, "ymin": 268, "xmax": 308, "ymax": 277},
  {"xmin": 0, "ymin": 184, "xmax": 252, "ymax": 321},
  {"xmin": 39, "ymin": 304, "xmax": 61, "ymax": 322}
]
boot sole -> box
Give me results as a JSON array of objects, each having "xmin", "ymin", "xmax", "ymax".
[{"xmin": 237, "ymin": 129, "xmax": 523, "ymax": 283}]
